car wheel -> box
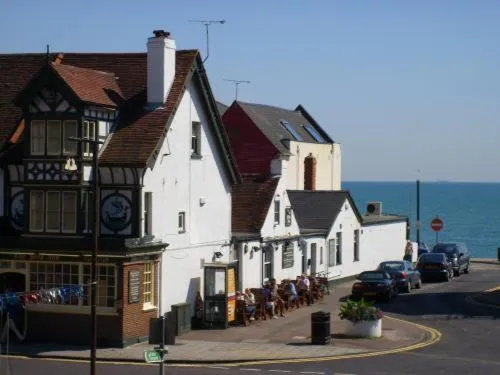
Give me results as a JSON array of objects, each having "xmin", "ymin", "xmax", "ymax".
[
  {"xmin": 464, "ymin": 263, "xmax": 470, "ymax": 274},
  {"xmin": 405, "ymin": 281, "xmax": 411, "ymax": 293},
  {"xmin": 415, "ymin": 277, "xmax": 422, "ymax": 289},
  {"xmin": 454, "ymin": 269, "xmax": 460, "ymax": 277},
  {"xmin": 444, "ymin": 272, "xmax": 450, "ymax": 282}
]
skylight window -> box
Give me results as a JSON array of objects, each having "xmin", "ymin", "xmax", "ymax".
[
  {"xmin": 280, "ymin": 120, "xmax": 303, "ymax": 141},
  {"xmin": 303, "ymin": 124, "xmax": 325, "ymax": 143}
]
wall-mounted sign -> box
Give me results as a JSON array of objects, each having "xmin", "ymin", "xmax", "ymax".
[
  {"xmin": 128, "ymin": 270, "xmax": 141, "ymax": 304},
  {"xmin": 10, "ymin": 191, "xmax": 25, "ymax": 228},
  {"xmin": 102, "ymin": 193, "xmax": 132, "ymax": 232},
  {"xmin": 282, "ymin": 243, "xmax": 294, "ymax": 269}
]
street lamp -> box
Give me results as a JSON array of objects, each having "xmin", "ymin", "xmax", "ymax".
[{"xmin": 65, "ymin": 136, "xmax": 103, "ymax": 375}]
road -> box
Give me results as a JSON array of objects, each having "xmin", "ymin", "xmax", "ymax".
[{"xmin": 3, "ymin": 264, "xmax": 500, "ymax": 375}]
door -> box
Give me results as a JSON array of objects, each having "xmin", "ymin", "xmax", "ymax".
[{"xmin": 310, "ymin": 243, "xmax": 317, "ymax": 275}]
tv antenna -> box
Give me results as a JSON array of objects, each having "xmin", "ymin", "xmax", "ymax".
[
  {"xmin": 223, "ymin": 79, "xmax": 251, "ymax": 100},
  {"xmin": 189, "ymin": 19, "xmax": 226, "ymax": 63}
]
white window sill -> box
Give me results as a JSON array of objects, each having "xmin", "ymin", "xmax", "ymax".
[{"xmin": 142, "ymin": 304, "xmax": 157, "ymax": 312}]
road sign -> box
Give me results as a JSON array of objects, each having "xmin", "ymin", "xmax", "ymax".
[
  {"xmin": 431, "ymin": 217, "xmax": 443, "ymax": 232},
  {"xmin": 144, "ymin": 349, "xmax": 165, "ymax": 363}
]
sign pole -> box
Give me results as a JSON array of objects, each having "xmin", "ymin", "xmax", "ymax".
[{"xmin": 159, "ymin": 314, "xmax": 166, "ymax": 375}]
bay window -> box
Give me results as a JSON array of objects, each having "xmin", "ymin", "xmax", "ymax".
[
  {"xmin": 30, "ymin": 190, "xmax": 77, "ymax": 233},
  {"xmin": 46, "ymin": 191, "xmax": 61, "ymax": 232},
  {"xmin": 83, "ymin": 120, "xmax": 96, "ymax": 156},
  {"xmin": 30, "ymin": 191, "xmax": 44, "ymax": 232},
  {"xmin": 63, "ymin": 120, "xmax": 78, "ymax": 155},
  {"xmin": 46, "ymin": 120, "xmax": 61, "ymax": 155},
  {"xmin": 31, "ymin": 120, "xmax": 46, "ymax": 155}
]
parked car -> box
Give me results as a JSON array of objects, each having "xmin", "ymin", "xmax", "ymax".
[
  {"xmin": 416, "ymin": 253, "xmax": 453, "ymax": 282},
  {"xmin": 351, "ymin": 270, "xmax": 398, "ymax": 302},
  {"xmin": 432, "ymin": 242, "xmax": 471, "ymax": 277},
  {"xmin": 377, "ymin": 260, "xmax": 422, "ymax": 293},
  {"xmin": 418, "ymin": 242, "xmax": 430, "ymax": 257}
]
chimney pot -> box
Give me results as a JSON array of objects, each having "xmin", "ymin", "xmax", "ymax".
[{"xmin": 153, "ymin": 30, "xmax": 170, "ymax": 38}]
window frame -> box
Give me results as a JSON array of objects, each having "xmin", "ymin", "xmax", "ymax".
[
  {"xmin": 274, "ymin": 200, "xmax": 280, "ymax": 225},
  {"xmin": 83, "ymin": 120, "xmax": 96, "ymax": 157},
  {"xmin": 143, "ymin": 262, "xmax": 154, "ymax": 307},
  {"xmin": 178, "ymin": 211, "xmax": 186, "ymax": 233},
  {"xmin": 61, "ymin": 191, "xmax": 77, "ymax": 233},
  {"xmin": 191, "ymin": 121, "xmax": 201, "ymax": 157},
  {"xmin": 46, "ymin": 120, "xmax": 62, "ymax": 155},
  {"xmin": 30, "ymin": 120, "xmax": 46, "ymax": 155},
  {"xmin": 45, "ymin": 191, "xmax": 61, "ymax": 232},
  {"xmin": 354, "ymin": 229, "xmax": 360, "ymax": 262},
  {"xmin": 328, "ymin": 239, "xmax": 336, "ymax": 267},
  {"xmin": 144, "ymin": 192, "xmax": 153, "ymax": 235},
  {"xmin": 336, "ymin": 232, "xmax": 343, "ymax": 265},
  {"xmin": 63, "ymin": 120, "xmax": 78, "ymax": 155},
  {"xmin": 285, "ymin": 206, "xmax": 292, "ymax": 227},
  {"xmin": 29, "ymin": 191, "xmax": 45, "ymax": 232}
]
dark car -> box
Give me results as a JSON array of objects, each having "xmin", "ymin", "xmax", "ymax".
[
  {"xmin": 351, "ymin": 270, "xmax": 398, "ymax": 302},
  {"xmin": 432, "ymin": 242, "xmax": 471, "ymax": 277},
  {"xmin": 416, "ymin": 253, "xmax": 453, "ymax": 281},
  {"xmin": 377, "ymin": 260, "xmax": 422, "ymax": 293}
]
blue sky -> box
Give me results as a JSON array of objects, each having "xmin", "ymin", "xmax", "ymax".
[{"xmin": 2, "ymin": 0, "xmax": 499, "ymax": 182}]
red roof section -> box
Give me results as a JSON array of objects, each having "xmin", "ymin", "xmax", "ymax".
[
  {"xmin": 51, "ymin": 62, "xmax": 124, "ymax": 107},
  {"xmin": 232, "ymin": 175, "xmax": 279, "ymax": 234}
]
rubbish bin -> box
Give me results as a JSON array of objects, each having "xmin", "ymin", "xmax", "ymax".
[
  {"xmin": 311, "ymin": 311, "xmax": 331, "ymax": 345},
  {"xmin": 148, "ymin": 313, "xmax": 176, "ymax": 346}
]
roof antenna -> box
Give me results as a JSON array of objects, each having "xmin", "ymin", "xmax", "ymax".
[
  {"xmin": 223, "ymin": 78, "xmax": 251, "ymax": 100},
  {"xmin": 189, "ymin": 19, "xmax": 226, "ymax": 63}
]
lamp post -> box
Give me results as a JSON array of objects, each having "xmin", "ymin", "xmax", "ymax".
[{"xmin": 65, "ymin": 136, "xmax": 102, "ymax": 375}]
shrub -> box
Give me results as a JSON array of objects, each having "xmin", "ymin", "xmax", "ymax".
[{"xmin": 339, "ymin": 298, "xmax": 384, "ymax": 323}]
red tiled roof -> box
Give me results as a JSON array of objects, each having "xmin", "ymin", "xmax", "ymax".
[
  {"xmin": 51, "ymin": 62, "xmax": 124, "ymax": 107},
  {"xmin": 232, "ymin": 175, "xmax": 279, "ymax": 233}
]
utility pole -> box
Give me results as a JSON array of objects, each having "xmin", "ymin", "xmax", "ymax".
[
  {"xmin": 416, "ymin": 179, "xmax": 420, "ymax": 244},
  {"xmin": 189, "ymin": 19, "xmax": 226, "ymax": 63},
  {"xmin": 223, "ymin": 79, "xmax": 251, "ymax": 100},
  {"xmin": 65, "ymin": 136, "xmax": 103, "ymax": 375}
]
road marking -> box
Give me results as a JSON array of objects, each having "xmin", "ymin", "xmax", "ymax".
[
  {"xmin": 268, "ymin": 370, "xmax": 292, "ymax": 373},
  {"xmin": 240, "ymin": 369, "xmax": 262, "ymax": 372},
  {"xmin": 484, "ymin": 285, "xmax": 500, "ymax": 293},
  {"xmin": 208, "ymin": 366, "xmax": 229, "ymax": 370},
  {"xmin": 299, "ymin": 372, "xmax": 325, "ymax": 374}
]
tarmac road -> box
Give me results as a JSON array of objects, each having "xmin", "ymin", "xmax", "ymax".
[{"xmin": 3, "ymin": 263, "xmax": 500, "ymax": 375}]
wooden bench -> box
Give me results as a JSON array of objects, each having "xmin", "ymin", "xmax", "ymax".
[{"xmin": 235, "ymin": 299, "xmax": 253, "ymax": 326}]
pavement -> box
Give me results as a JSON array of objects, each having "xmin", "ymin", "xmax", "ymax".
[
  {"xmin": 3, "ymin": 278, "xmax": 434, "ymax": 365},
  {"xmin": 469, "ymin": 259, "xmax": 500, "ymax": 309}
]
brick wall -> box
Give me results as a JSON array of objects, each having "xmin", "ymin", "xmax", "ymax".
[
  {"xmin": 304, "ymin": 155, "xmax": 317, "ymax": 190},
  {"xmin": 121, "ymin": 260, "xmax": 159, "ymax": 345}
]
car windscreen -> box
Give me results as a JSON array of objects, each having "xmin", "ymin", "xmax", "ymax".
[
  {"xmin": 420, "ymin": 253, "xmax": 445, "ymax": 262},
  {"xmin": 433, "ymin": 244, "xmax": 458, "ymax": 254},
  {"xmin": 380, "ymin": 262, "xmax": 404, "ymax": 271},
  {"xmin": 359, "ymin": 272, "xmax": 386, "ymax": 280}
]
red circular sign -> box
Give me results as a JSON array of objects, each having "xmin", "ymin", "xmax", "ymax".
[{"xmin": 431, "ymin": 217, "xmax": 443, "ymax": 232}]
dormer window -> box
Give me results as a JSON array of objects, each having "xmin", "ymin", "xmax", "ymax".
[
  {"xmin": 31, "ymin": 120, "xmax": 46, "ymax": 155},
  {"xmin": 47, "ymin": 120, "xmax": 61, "ymax": 155},
  {"xmin": 30, "ymin": 119, "xmax": 79, "ymax": 156},
  {"xmin": 63, "ymin": 120, "xmax": 78, "ymax": 155}
]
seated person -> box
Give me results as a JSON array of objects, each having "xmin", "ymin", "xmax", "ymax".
[
  {"xmin": 244, "ymin": 288, "xmax": 256, "ymax": 320},
  {"xmin": 263, "ymin": 284, "xmax": 278, "ymax": 319},
  {"xmin": 284, "ymin": 279, "xmax": 298, "ymax": 308},
  {"xmin": 270, "ymin": 278, "xmax": 286, "ymax": 317}
]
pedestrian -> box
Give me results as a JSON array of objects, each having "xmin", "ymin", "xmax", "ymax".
[{"xmin": 403, "ymin": 241, "xmax": 413, "ymax": 262}]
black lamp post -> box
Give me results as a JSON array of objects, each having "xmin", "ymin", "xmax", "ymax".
[{"xmin": 65, "ymin": 136, "xmax": 102, "ymax": 375}]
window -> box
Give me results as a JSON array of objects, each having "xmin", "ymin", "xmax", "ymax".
[
  {"xmin": 144, "ymin": 192, "xmax": 153, "ymax": 235},
  {"xmin": 46, "ymin": 191, "xmax": 61, "ymax": 232},
  {"xmin": 30, "ymin": 191, "xmax": 44, "ymax": 232},
  {"xmin": 62, "ymin": 192, "xmax": 77, "ymax": 233},
  {"xmin": 280, "ymin": 120, "xmax": 303, "ymax": 141},
  {"xmin": 82, "ymin": 190, "xmax": 94, "ymax": 233},
  {"xmin": 83, "ymin": 264, "xmax": 116, "ymax": 307},
  {"xmin": 320, "ymin": 246, "xmax": 323, "ymax": 265},
  {"xmin": 328, "ymin": 239, "xmax": 335, "ymax": 267},
  {"xmin": 178, "ymin": 211, "xmax": 186, "ymax": 233},
  {"xmin": 63, "ymin": 120, "xmax": 78, "ymax": 155},
  {"xmin": 336, "ymin": 232, "xmax": 342, "ymax": 265},
  {"xmin": 285, "ymin": 207, "xmax": 292, "ymax": 226},
  {"xmin": 46, "ymin": 120, "xmax": 61, "ymax": 155},
  {"xmin": 263, "ymin": 247, "xmax": 273, "ymax": 282},
  {"xmin": 29, "ymin": 262, "xmax": 80, "ymax": 305},
  {"xmin": 303, "ymin": 124, "xmax": 325, "ymax": 143},
  {"xmin": 274, "ymin": 200, "xmax": 280, "ymax": 224},
  {"xmin": 191, "ymin": 121, "xmax": 201, "ymax": 156},
  {"xmin": 83, "ymin": 120, "xmax": 96, "ymax": 156},
  {"xmin": 354, "ymin": 229, "xmax": 360, "ymax": 261},
  {"xmin": 31, "ymin": 120, "xmax": 46, "ymax": 155},
  {"xmin": 304, "ymin": 155, "xmax": 316, "ymax": 190},
  {"xmin": 143, "ymin": 262, "xmax": 154, "ymax": 305}
]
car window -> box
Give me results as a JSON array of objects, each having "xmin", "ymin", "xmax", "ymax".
[
  {"xmin": 380, "ymin": 262, "xmax": 404, "ymax": 271},
  {"xmin": 433, "ymin": 243, "xmax": 458, "ymax": 255},
  {"xmin": 359, "ymin": 272, "xmax": 388, "ymax": 280}
]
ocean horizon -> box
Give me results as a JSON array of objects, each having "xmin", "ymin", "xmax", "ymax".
[{"xmin": 343, "ymin": 181, "xmax": 500, "ymax": 260}]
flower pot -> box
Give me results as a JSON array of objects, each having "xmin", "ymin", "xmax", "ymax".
[{"xmin": 345, "ymin": 318, "xmax": 382, "ymax": 338}]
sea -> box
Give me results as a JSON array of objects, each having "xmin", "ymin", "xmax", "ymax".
[{"xmin": 343, "ymin": 181, "xmax": 500, "ymax": 260}]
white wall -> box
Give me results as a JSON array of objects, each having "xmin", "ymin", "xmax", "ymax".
[
  {"xmin": 0, "ymin": 168, "xmax": 3, "ymax": 216},
  {"xmin": 284, "ymin": 141, "xmax": 342, "ymax": 191},
  {"xmin": 142, "ymin": 80, "xmax": 233, "ymax": 315}
]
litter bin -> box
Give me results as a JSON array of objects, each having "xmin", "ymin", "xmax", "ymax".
[
  {"xmin": 311, "ymin": 311, "xmax": 331, "ymax": 345},
  {"xmin": 149, "ymin": 312, "xmax": 176, "ymax": 346}
]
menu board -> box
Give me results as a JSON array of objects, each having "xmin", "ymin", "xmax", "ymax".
[
  {"xmin": 128, "ymin": 270, "xmax": 140, "ymax": 304},
  {"xmin": 227, "ymin": 268, "xmax": 236, "ymax": 322},
  {"xmin": 282, "ymin": 243, "xmax": 294, "ymax": 269}
]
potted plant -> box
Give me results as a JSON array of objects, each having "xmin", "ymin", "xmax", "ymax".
[{"xmin": 338, "ymin": 298, "xmax": 383, "ymax": 338}]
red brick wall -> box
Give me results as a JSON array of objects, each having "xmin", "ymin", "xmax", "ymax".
[
  {"xmin": 222, "ymin": 103, "xmax": 278, "ymax": 175},
  {"xmin": 121, "ymin": 260, "xmax": 159, "ymax": 343}
]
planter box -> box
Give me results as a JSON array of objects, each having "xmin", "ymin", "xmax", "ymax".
[{"xmin": 345, "ymin": 319, "xmax": 382, "ymax": 338}]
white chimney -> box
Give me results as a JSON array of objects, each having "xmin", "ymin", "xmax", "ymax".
[{"xmin": 147, "ymin": 30, "xmax": 176, "ymax": 107}]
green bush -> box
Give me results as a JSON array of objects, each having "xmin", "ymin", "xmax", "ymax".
[{"xmin": 339, "ymin": 298, "xmax": 384, "ymax": 323}]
